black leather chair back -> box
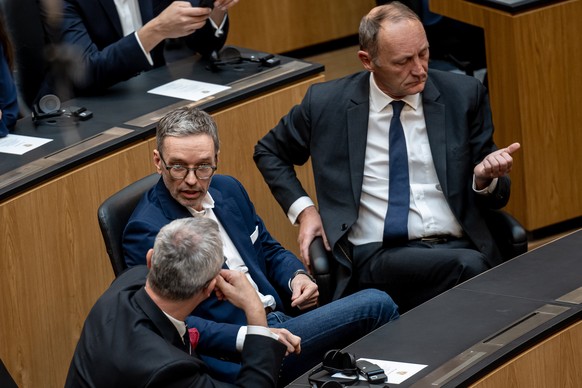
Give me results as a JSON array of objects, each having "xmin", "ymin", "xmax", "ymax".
[
  {"xmin": 0, "ymin": 358, "xmax": 17, "ymax": 388},
  {"xmin": 97, "ymin": 173, "xmax": 159, "ymax": 276}
]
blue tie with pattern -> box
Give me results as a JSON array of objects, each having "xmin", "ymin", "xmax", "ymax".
[{"xmin": 383, "ymin": 100, "xmax": 409, "ymax": 245}]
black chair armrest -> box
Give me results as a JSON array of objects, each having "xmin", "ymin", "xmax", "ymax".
[
  {"xmin": 484, "ymin": 209, "xmax": 528, "ymax": 261},
  {"xmin": 310, "ymin": 237, "xmax": 335, "ymax": 306}
]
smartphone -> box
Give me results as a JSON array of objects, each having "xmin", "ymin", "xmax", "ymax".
[
  {"xmin": 199, "ymin": 0, "xmax": 214, "ymax": 9},
  {"xmin": 356, "ymin": 360, "xmax": 387, "ymax": 384}
]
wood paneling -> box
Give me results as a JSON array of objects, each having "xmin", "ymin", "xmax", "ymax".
[
  {"xmin": 470, "ymin": 320, "xmax": 582, "ymax": 388},
  {"xmin": 0, "ymin": 74, "xmax": 323, "ymax": 388},
  {"xmin": 430, "ymin": 0, "xmax": 582, "ymax": 231},
  {"xmin": 226, "ymin": 0, "xmax": 376, "ymax": 53},
  {"xmin": 0, "ymin": 142, "xmax": 154, "ymax": 387}
]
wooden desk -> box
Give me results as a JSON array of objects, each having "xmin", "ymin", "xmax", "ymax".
[
  {"xmin": 0, "ymin": 54, "xmax": 324, "ymax": 388},
  {"xmin": 429, "ymin": 0, "xmax": 582, "ymax": 232},
  {"xmin": 226, "ymin": 0, "xmax": 376, "ymax": 53}
]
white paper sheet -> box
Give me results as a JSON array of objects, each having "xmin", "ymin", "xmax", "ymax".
[
  {"xmin": 332, "ymin": 358, "xmax": 427, "ymax": 385},
  {"xmin": 0, "ymin": 134, "xmax": 53, "ymax": 155},
  {"xmin": 147, "ymin": 78, "xmax": 231, "ymax": 101}
]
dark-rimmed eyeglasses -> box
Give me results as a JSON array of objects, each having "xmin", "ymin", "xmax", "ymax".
[{"xmin": 159, "ymin": 153, "xmax": 217, "ymax": 180}]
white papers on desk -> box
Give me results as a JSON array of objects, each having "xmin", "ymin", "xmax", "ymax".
[
  {"xmin": 147, "ymin": 78, "xmax": 231, "ymax": 101},
  {"xmin": 333, "ymin": 358, "xmax": 427, "ymax": 385},
  {"xmin": 0, "ymin": 134, "xmax": 53, "ymax": 155}
]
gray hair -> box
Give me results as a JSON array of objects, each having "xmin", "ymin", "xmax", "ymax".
[
  {"xmin": 156, "ymin": 106, "xmax": 220, "ymax": 156},
  {"xmin": 147, "ymin": 217, "xmax": 223, "ymax": 301},
  {"xmin": 359, "ymin": 1, "xmax": 421, "ymax": 64}
]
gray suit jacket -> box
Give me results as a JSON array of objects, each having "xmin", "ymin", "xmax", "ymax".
[{"xmin": 254, "ymin": 69, "xmax": 510, "ymax": 298}]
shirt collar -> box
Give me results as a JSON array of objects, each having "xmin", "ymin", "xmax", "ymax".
[
  {"xmin": 369, "ymin": 74, "xmax": 421, "ymax": 112},
  {"xmin": 163, "ymin": 311, "xmax": 187, "ymax": 338},
  {"xmin": 187, "ymin": 192, "xmax": 215, "ymax": 217}
]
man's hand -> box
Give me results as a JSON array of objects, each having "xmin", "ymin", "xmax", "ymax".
[
  {"xmin": 297, "ymin": 206, "xmax": 330, "ymax": 268},
  {"xmin": 212, "ymin": 0, "xmax": 240, "ymax": 11},
  {"xmin": 290, "ymin": 275, "xmax": 319, "ymax": 310},
  {"xmin": 206, "ymin": 0, "xmax": 239, "ymax": 28},
  {"xmin": 214, "ymin": 269, "xmax": 266, "ymax": 326},
  {"xmin": 474, "ymin": 142, "xmax": 521, "ymax": 190},
  {"xmin": 139, "ymin": 2, "xmax": 212, "ymax": 52},
  {"xmin": 269, "ymin": 328, "xmax": 301, "ymax": 355}
]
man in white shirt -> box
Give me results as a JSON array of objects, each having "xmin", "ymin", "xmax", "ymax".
[
  {"xmin": 59, "ymin": 0, "xmax": 238, "ymax": 92},
  {"xmin": 254, "ymin": 2, "xmax": 520, "ymax": 312}
]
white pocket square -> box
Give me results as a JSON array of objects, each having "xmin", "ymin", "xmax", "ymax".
[{"xmin": 250, "ymin": 226, "xmax": 259, "ymax": 244}]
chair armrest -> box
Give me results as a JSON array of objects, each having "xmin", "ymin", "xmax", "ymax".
[
  {"xmin": 309, "ymin": 237, "xmax": 335, "ymax": 306},
  {"xmin": 484, "ymin": 209, "xmax": 528, "ymax": 261},
  {"xmin": 311, "ymin": 236, "xmax": 330, "ymax": 276}
]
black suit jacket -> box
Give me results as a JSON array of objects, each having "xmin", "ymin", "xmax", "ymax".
[
  {"xmin": 255, "ymin": 70, "xmax": 510, "ymax": 298},
  {"xmin": 65, "ymin": 266, "xmax": 286, "ymax": 387},
  {"xmin": 60, "ymin": 0, "xmax": 228, "ymax": 91}
]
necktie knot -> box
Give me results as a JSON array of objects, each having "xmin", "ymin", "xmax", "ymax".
[{"xmin": 391, "ymin": 100, "xmax": 405, "ymax": 118}]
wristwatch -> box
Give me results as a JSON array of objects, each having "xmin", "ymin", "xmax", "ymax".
[{"xmin": 290, "ymin": 269, "xmax": 316, "ymax": 284}]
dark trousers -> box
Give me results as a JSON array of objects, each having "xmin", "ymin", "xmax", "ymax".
[{"xmin": 353, "ymin": 238, "xmax": 490, "ymax": 313}]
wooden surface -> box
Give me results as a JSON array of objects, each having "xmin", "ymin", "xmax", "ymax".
[
  {"xmin": 430, "ymin": 0, "xmax": 582, "ymax": 231},
  {"xmin": 469, "ymin": 319, "xmax": 582, "ymax": 388},
  {"xmin": 0, "ymin": 74, "xmax": 323, "ymax": 388},
  {"xmin": 226, "ymin": 0, "xmax": 376, "ymax": 53}
]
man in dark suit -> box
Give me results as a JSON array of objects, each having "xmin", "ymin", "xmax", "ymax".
[
  {"xmin": 66, "ymin": 217, "xmax": 298, "ymax": 387},
  {"xmin": 254, "ymin": 2, "xmax": 520, "ymax": 312},
  {"xmin": 122, "ymin": 106, "xmax": 399, "ymax": 386},
  {"xmin": 59, "ymin": 0, "xmax": 237, "ymax": 92}
]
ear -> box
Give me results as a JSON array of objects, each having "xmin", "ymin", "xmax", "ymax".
[
  {"xmin": 358, "ymin": 50, "xmax": 374, "ymax": 72},
  {"xmin": 146, "ymin": 249, "xmax": 154, "ymax": 269},
  {"xmin": 204, "ymin": 278, "xmax": 218, "ymax": 298},
  {"xmin": 153, "ymin": 150, "xmax": 162, "ymax": 174}
]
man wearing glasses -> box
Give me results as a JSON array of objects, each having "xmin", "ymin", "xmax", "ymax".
[{"xmin": 123, "ymin": 106, "xmax": 399, "ymax": 386}]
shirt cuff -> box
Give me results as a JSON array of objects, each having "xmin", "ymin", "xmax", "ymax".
[
  {"xmin": 237, "ymin": 326, "xmax": 278, "ymax": 351},
  {"xmin": 133, "ymin": 32, "xmax": 153, "ymax": 66},
  {"xmin": 248, "ymin": 325, "xmax": 278, "ymax": 340},
  {"xmin": 209, "ymin": 13, "xmax": 227, "ymax": 38},
  {"xmin": 287, "ymin": 196, "xmax": 315, "ymax": 225},
  {"xmin": 473, "ymin": 175, "xmax": 498, "ymax": 195}
]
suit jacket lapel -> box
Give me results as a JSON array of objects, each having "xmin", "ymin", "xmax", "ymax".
[
  {"xmin": 347, "ymin": 72, "xmax": 372, "ymax": 209},
  {"xmin": 155, "ymin": 179, "xmax": 192, "ymax": 221},
  {"xmin": 422, "ymin": 76, "xmax": 449, "ymax": 197},
  {"xmin": 139, "ymin": 0, "xmax": 154, "ymax": 23},
  {"xmin": 98, "ymin": 0, "xmax": 123, "ymax": 37},
  {"xmin": 134, "ymin": 287, "xmax": 186, "ymax": 350},
  {"xmin": 210, "ymin": 187, "xmax": 256, "ymax": 267}
]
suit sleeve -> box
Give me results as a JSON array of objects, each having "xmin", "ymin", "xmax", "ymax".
[
  {"xmin": 123, "ymin": 217, "xmax": 160, "ymax": 267},
  {"xmin": 228, "ymin": 177, "xmax": 305, "ymax": 293},
  {"xmin": 185, "ymin": 315, "xmax": 241, "ymax": 360},
  {"xmin": 253, "ymin": 86, "xmax": 316, "ymax": 214},
  {"xmin": 145, "ymin": 335, "xmax": 285, "ymax": 387},
  {"xmin": 469, "ymin": 80, "xmax": 511, "ymax": 210}
]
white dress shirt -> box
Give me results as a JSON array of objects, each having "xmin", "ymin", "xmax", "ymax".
[
  {"xmin": 288, "ymin": 74, "xmax": 497, "ymax": 244},
  {"xmin": 188, "ymin": 192, "xmax": 276, "ymax": 351}
]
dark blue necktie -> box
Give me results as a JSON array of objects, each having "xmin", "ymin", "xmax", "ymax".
[{"xmin": 383, "ymin": 100, "xmax": 409, "ymax": 245}]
